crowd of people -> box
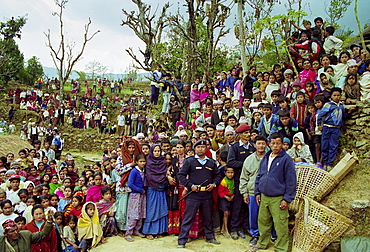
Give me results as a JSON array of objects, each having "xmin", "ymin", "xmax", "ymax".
[{"xmin": 0, "ymin": 16, "xmax": 370, "ymax": 252}]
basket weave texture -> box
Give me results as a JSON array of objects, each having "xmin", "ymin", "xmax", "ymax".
[
  {"xmin": 292, "ymin": 198, "xmax": 353, "ymax": 252},
  {"xmin": 289, "ymin": 165, "xmax": 338, "ymax": 213}
]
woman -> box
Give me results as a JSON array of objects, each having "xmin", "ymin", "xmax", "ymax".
[
  {"xmin": 55, "ymin": 177, "xmax": 72, "ymax": 198},
  {"xmin": 24, "ymin": 181, "xmax": 35, "ymax": 195},
  {"xmin": 143, "ymin": 145, "xmax": 168, "ymax": 239},
  {"xmin": 22, "ymin": 204, "xmax": 57, "ymax": 252},
  {"xmin": 115, "ymin": 139, "xmax": 142, "ymax": 232},
  {"xmin": 86, "ymin": 172, "xmax": 104, "ymax": 203},
  {"xmin": 27, "ymin": 166, "xmax": 42, "ymax": 185},
  {"xmin": 0, "ymin": 199, "xmax": 19, "ymax": 235},
  {"xmin": 49, "ymin": 174, "xmax": 62, "ymax": 194}
]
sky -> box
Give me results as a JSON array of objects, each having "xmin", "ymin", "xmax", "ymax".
[{"xmin": 0, "ymin": 0, "xmax": 368, "ymax": 75}]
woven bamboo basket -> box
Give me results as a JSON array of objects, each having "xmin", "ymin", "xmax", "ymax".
[
  {"xmin": 292, "ymin": 198, "xmax": 353, "ymax": 252},
  {"xmin": 289, "ymin": 164, "xmax": 338, "ymax": 213}
]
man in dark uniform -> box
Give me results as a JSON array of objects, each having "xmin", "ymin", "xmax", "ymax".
[
  {"xmin": 177, "ymin": 139, "xmax": 222, "ymax": 248},
  {"xmin": 227, "ymin": 124, "xmax": 256, "ymax": 239}
]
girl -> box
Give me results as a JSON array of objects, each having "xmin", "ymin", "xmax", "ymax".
[
  {"xmin": 49, "ymin": 194, "xmax": 60, "ymax": 209},
  {"xmin": 299, "ymin": 58, "xmax": 317, "ymax": 87},
  {"xmin": 115, "ymin": 139, "xmax": 142, "ymax": 232},
  {"xmin": 165, "ymin": 152, "xmax": 180, "ymax": 235},
  {"xmin": 342, "ymin": 73, "xmax": 360, "ymax": 105},
  {"xmin": 14, "ymin": 189, "xmax": 28, "ymax": 215},
  {"xmin": 55, "ymin": 177, "xmax": 72, "ymax": 198},
  {"xmin": 143, "ymin": 145, "xmax": 168, "ymax": 239},
  {"xmin": 200, "ymin": 85, "xmax": 210, "ymax": 106},
  {"xmin": 25, "ymin": 180, "xmax": 35, "ymax": 195},
  {"xmin": 49, "ymin": 174, "xmax": 62, "ymax": 194},
  {"xmin": 216, "ymin": 71, "xmax": 227, "ymax": 93},
  {"xmin": 304, "ymin": 81, "xmax": 316, "ymax": 102},
  {"xmin": 190, "ymin": 84, "xmax": 200, "ymax": 114},
  {"xmin": 125, "ymin": 154, "xmax": 146, "ymax": 241},
  {"xmin": 23, "ymin": 195, "xmax": 38, "ymax": 223},
  {"xmin": 86, "ymin": 172, "xmax": 104, "ymax": 203},
  {"xmin": 98, "ymin": 186, "xmax": 117, "ymax": 237},
  {"xmin": 54, "ymin": 211, "xmax": 64, "ymax": 252},
  {"xmin": 75, "ymin": 176, "xmax": 87, "ymax": 191},
  {"xmin": 78, "ymin": 203, "xmax": 104, "ymax": 252},
  {"xmin": 22, "ymin": 204, "xmax": 58, "ymax": 252},
  {"xmin": 69, "ymin": 195, "xmax": 84, "ymax": 217},
  {"xmin": 259, "ymin": 72, "xmax": 270, "ymax": 91},
  {"xmin": 334, "ymin": 51, "xmax": 351, "ymax": 84},
  {"xmin": 264, "ymin": 74, "xmax": 280, "ymax": 102},
  {"xmin": 58, "ymin": 185, "xmax": 73, "ymax": 212},
  {"xmin": 251, "ymin": 111, "xmax": 263, "ymax": 130},
  {"xmin": 63, "ymin": 215, "xmax": 79, "ymax": 252},
  {"xmin": 42, "ymin": 174, "xmax": 51, "ymax": 184},
  {"xmin": 0, "ymin": 199, "xmax": 18, "ymax": 235}
]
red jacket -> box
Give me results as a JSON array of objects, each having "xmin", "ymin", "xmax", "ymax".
[{"xmin": 22, "ymin": 219, "xmax": 57, "ymax": 252}]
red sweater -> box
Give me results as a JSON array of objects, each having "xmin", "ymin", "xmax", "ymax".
[{"xmin": 22, "ymin": 220, "xmax": 57, "ymax": 252}]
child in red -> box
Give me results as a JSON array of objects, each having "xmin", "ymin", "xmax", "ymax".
[{"xmin": 218, "ymin": 167, "xmax": 235, "ymax": 238}]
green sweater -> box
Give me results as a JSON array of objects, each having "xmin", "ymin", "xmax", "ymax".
[
  {"xmin": 0, "ymin": 221, "xmax": 52, "ymax": 252},
  {"xmin": 239, "ymin": 152, "xmax": 263, "ymax": 196}
]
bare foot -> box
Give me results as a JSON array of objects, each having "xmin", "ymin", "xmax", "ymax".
[
  {"xmin": 146, "ymin": 235, "xmax": 154, "ymax": 240},
  {"xmin": 101, "ymin": 239, "xmax": 108, "ymax": 244}
]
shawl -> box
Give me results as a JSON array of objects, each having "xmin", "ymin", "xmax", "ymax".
[
  {"xmin": 78, "ymin": 203, "xmax": 102, "ymax": 248},
  {"xmin": 200, "ymin": 91, "xmax": 209, "ymax": 103},
  {"xmin": 190, "ymin": 88, "xmax": 200, "ymax": 103},
  {"xmin": 145, "ymin": 144, "xmax": 167, "ymax": 189},
  {"xmin": 97, "ymin": 201, "xmax": 115, "ymax": 216},
  {"xmin": 49, "ymin": 182, "xmax": 62, "ymax": 194},
  {"xmin": 233, "ymin": 79, "xmax": 244, "ymax": 105},
  {"xmin": 86, "ymin": 185, "xmax": 104, "ymax": 203},
  {"xmin": 121, "ymin": 138, "xmax": 142, "ymax": 166}
]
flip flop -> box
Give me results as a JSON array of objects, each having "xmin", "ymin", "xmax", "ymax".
[
  {"xmin": 146, "ymin": 235, "xmax": 154, "ymax": 240},
  {"xmin": 222, "ymin": 233, "xmax": 231, "ymax": 238},
  {"xmin": 249, "ymin": 246, "xmax": 262, "ymax": 252},
  {"xmin": 125, "ymin": 236, "xmax": 134, "ymax": 242}
]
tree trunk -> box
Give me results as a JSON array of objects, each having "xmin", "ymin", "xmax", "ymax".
[
  {"xmin": 237, "ymin": 1, "xmax": 247, "ymax": 77},
  {"xmin": 185, "ymin": 0, "xmax": 198, "ymax": 85}
]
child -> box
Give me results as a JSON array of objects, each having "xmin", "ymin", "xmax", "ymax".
[
  {"xmin": 323, "ymin": 26, "xmax": 343, "ymax": 56},
  {"xmin": 190, "ymin": 84, "xmax": 200, "ymax": 114},
  {"xmin": 98, "ymin": 186, "xmax": 117, "ymax": 237},
  {"xmin": 342, "ymin": 73, "xmax": 360, "ymax": 106},
  {"xmin": 63, "ymin": 215, "xmax": 79, "ymax": 252},
  {"xmin": 49, "ymin": 194, "xmax": 60, "ymax": 209},
  {"xmin": 317, "ymin": 88, "xmax": 354, "ymax": 170},
  {"xmin": 23, "ymin": 195, "xmax": 38, "ymax": 223},
  {"xmin": 49, "ymin": 174, "xmax": 62, "ymax": 194},
  {"xmin": 312, "ymin": 95, "xmax": 325, "ymax": 165},
  {"xmin": 58, "ymin": 185, "xmax": 73, "ymax": 212},
  {"xmin": 14, "ymin": 189, "xmax": 28, "ymax": 214},
  {"xmin": 14, "ymin": 216, "xmax": 26, "ymax": 230},
  {"xmin": 290, "ymin": 91, "xmax": 307, "ymax": 133},
  {"xmin": 270, "ymin": 90, "xmax": 281, "ymax": 115},
  {"xmin": 283, "ymin": 137, "xmax": 291, "ymax": 150},
  {"xmin": 218, "ymin": 167, "xmax": 235, "ymax": 238},
  {"xmin": 40, "ymin": 194, "xmax": 57, "ymax": 219},
  {"xmin": 289, "ymin": 79, "xmax": 304, "ymax": 103},
  {"xmin": 304, "ymin": 81, "xmax": 316, "ymax": 102},
  {"xmin": 125, "ymin": 154, "xmax": 146, "ymax": 241},
  {"xmin": 270, "ymin": 110, "xmax": 299, "ymax": 142},
  {"xmin": 78, "ymin": 202, "xmax": 104, "ymax": 252},
  {"xmin": 54, "ymin": 211, "xmax": 64, "ymax": 252},
  {"xmin": 277, "ymin": 95, "xmax": 290, "ymax": 112},
  {"xmin": 69, "ymin": 195, "xmax": 84, "ymax": 217},
  {"xmin": 257, "ymin": 104, "xmax": 278, "ymax": 138},
  {"xmin": 319, "ymin": 72, "xmax": 334, "ymax": 99},
  {"xmin": 6, "ymin": 174, "xmax": 21, "ymax": 205},
  {"xmin": 264, "ymin": 74, "xmax": 280, "ymax": 103},
  {"xmin": 287, "ymin": 132, "xmax": 313, "ymax": 163}
]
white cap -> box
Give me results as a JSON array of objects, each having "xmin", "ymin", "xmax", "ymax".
[
  {"xmin": 136, "ymin": 133, "xmax": 145, "ymax": 138},
  {"xmin": 216, "ymin": 123, "xmax": 225, "ymax": 131},
  {"xmin": 239, "ymin": 116, "xmax": 248, "ymax": 124},
  {"xmin": 225, "ymin": 126, "xmax": 235, "ymax": 133},
  {"xmin": 179, "ymin": 130, "xmax": 188, "ymax": 136}
]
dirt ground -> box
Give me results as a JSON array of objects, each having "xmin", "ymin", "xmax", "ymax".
[
  {"xmin": 0, "ymin": 134, "xmax": 33, "ymax": 156},
  {"xmin": 90, "ymin": 235, "xmax": 276, "ymax": 252}
]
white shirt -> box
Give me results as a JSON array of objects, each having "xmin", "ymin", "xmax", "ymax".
[
  {"xmin": 267, "ymin": 153, "xmax": 276, "ymax": 172},
  {"xmin": 117, "ymin": 114, "xmax": 125, "ymax": 126}
]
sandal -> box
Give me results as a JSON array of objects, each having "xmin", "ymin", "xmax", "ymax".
[
  {"xmin": 146, "ymin": 235, "xmax": 154, "ymax": 240},
  {"xmin": 222, "ymin": 233, "xmax": 231, "ymax": 238},
  {"xmin": 133, "ymin": 232, "xmax": 145, "ymax": 238},
  {"xmin": 125, "ymin": 235, "xmax": 134, "ymax": 242},
  {"xmin": 156, "ymin": 235, "xmax": 163, "ymax": 238},
  {"xmin": 249, "ymin": 246, "xmax": 262, "ymax": 252}
]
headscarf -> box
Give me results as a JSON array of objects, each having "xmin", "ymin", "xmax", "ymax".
[
  {"xmin": 121, "ymin": 138, "xmax": 142, "ymax": 165},
  {"xmin": 24, "ymin": 181, "xmax": 35, "ymax": 190},
  {"xmin": 144, "ymin": 144, "xmax": 167, "ymax": 189},
  {"xmin": 49, "ymin": 182, "xmax": 62, "ymax": 194},
  {"xmin": 78, "ymin": 203, "xmax": 103, "ymax": 248}
]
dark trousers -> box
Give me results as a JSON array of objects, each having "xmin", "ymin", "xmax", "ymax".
[
  {"xmin": 230, "ymin": 180, "xmax": 249, "ymax": 232},
  {"xmin": 321, "ymin": 126, "xmax": 340, "ymax": 167},
  {"xmin": 150, "ymin": 85, "xmax": 159, "ymax": 105},
  {"xmin": 178, "ymin": 198, "xmax": 214, "ymax": 245},
  {"xmin": 58, "ymin": 115, "xmax": 64, "ymax": 125}
]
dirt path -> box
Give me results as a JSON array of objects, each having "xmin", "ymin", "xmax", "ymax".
[
  {"xmin": 90, "ymin": 235, "xmax": 275, "ymax": 252},
  {"xmin": 0, "ymin": 134, "xmax": 33, "ymax": 156}
]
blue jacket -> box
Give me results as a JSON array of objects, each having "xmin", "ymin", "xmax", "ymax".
[
  {"xmin": 255, "ymin": 149, "xmax": 296, "ymax": 203},
  {"xmin": 227, "ymin": 140, "xmax": 256, "ymax": 180},
  {"xmin": 317, "ymin": 101, "xmax": 345, "ymax": 127},
  {"xmin": 257, "ymin": 114, "xmax": 279, "ymax": 138},
  {"xmin": 128, "ymin": 167, "xmax": 145, "ymax": 193}
]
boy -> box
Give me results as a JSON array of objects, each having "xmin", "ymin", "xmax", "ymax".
[
  {"xmin": 290, "ymin": 91, "xmax": 307, "ymax": 133},
  {"xmin": 6, "ymin": 175, "xmax": 21, "ymax": 205},
  {"xmin": 270, "ymin": 91, "xmax": 281, "ymax": 115},
  {"xmin": 277, "ymin": 95, "xmax": 290, "ymax": 112},
  {"xmin": 14, "ymin": 216, "xmax": 26, "ymax": 230},
  {"xmin": 218, "ymin": 167, "xmax": 235, "ymax": 238},
  {"xmin": 287, "ymin": 132, "xmax": 313, "ymax": 163},
  {"xmin": 240, "ymin": 136, "xmax": 276, "ymax": 246},
  {"xmin": 270, "ymin": 110, "xmax": 299, "ymax": 142},
  {"xmin": 312, "ymin": 95, "xmax": 325, "ymax": 164},
  {"xmin": 283, "ymin": 137, "xmax": 291, "ymax": 150},
  {"xmin": 257, "ymin": 104, "xmax": 279, "ymax": 139},
  {"xmin": 317, "ymin": 88, "xmax": 354, "ymax": 170},
  {"xmin": 323, "ymin": 26, "xmax": 343, "ymax": 56}
]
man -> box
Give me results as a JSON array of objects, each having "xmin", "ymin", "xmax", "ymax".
[
  {"xmin": 252, "ymin": 133, "xmax": 296, "ymax": 252},
  {"xmin": 0, "ymin": 213, "xmax": 54, "ymax": 251},
  {"xmin": 161, "ymin": 139, "xmax": 171, "ymax": 154},
  {"xmin": 211, "ymin": 100, "xmax": 224, "ymax": 126},
  {"xmin": 240, "ymin": 135, "xmax": 273, "ymax": 246},
  {"xmin": 117, "ymin": 110, "xmax": 125, "ymax": 136},
  {"xmin": 227, "ymin": 124, "xmax": 256, "ymax": 240},
  {"xmin": 57, "ymin": 104, "xmax": 65, "ymax": 126},
  {"xmin": 41, "ymin": 142, "xmax": 55, "ymax": 163},
  {"xmin": 219, "ymin": 126, "xmax": 235, "ymax": 153},
  {"xmin": 51, "ymin": 129, "xmax": 61, "ymax": 150},
  {"xmin": 177, "ymin": 140, "xmax": 222, "ymax": 248},
  {"xmin": 205, "ymin": 124, "xmax": 216, "ymax": 139},
  {"xmin": 238, "ymin": 95, "xmax": 254, "ymax": 125}
]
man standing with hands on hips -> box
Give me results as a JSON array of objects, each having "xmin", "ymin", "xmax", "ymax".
[
  {"xmin": 251, "ymin": 132, "xmax": 296, "ymax": 252},
  {"xmin": 177, "ymin": 139, "xmax": 222, "ymax": 248}
]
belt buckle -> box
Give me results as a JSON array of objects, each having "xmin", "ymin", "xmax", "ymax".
[{"xmin": 199, "ymin": 186, "xmax": 207, "ymax": 192}]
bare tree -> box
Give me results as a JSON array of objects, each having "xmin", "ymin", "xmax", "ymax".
[
  {"xmin": 45, "ymin": 0, "xmax": 100, "ymax": 95},
  {"xmin": 85, "ymin": 60, "xmax": 107, "ymax": 80},
  {"xmin": 121, "ymin": 0, "xmax": 170, "ymax": 71}
]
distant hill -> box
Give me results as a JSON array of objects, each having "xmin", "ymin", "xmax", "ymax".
[{"xmin": 42, "ymin": 66, "xmax": 150, "ymax": 81}]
